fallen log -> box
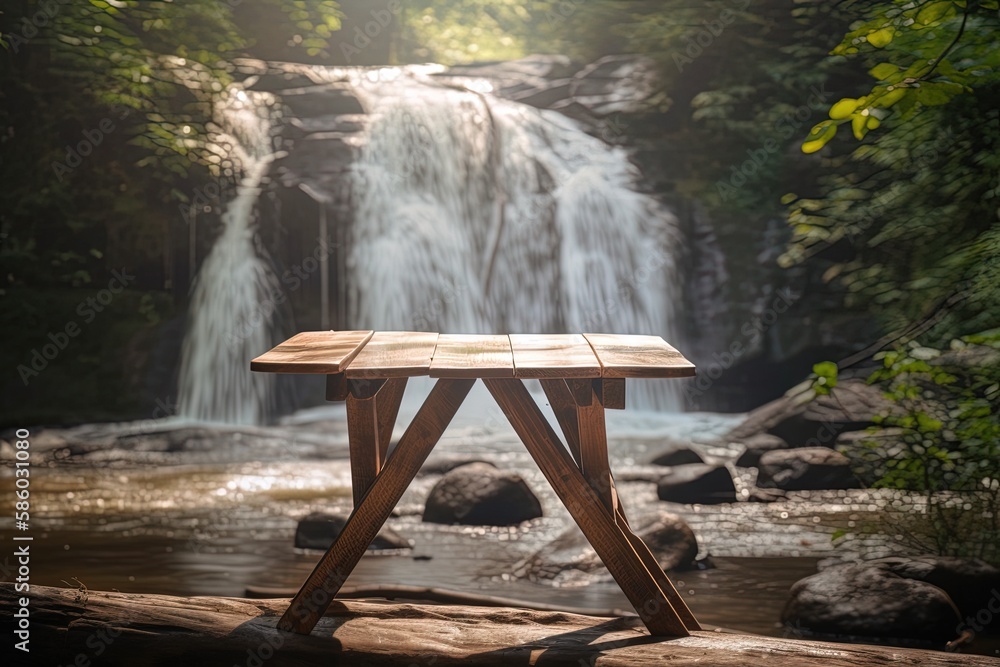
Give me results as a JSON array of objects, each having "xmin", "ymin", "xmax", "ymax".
[
  {"xmin": 2, "ymin": 584, "xmax": 992, "ymax": 666},
  {"xmin": 245, "ymin": 583, "xmax": 637, "ymax": 618}
]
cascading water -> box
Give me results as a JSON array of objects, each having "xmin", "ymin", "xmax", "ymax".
[
  {"xmin": 346, "ymin": 70, "xmax": 683, "ymax": 409},
  {"xmin": 178, "ymin": 64, "xmax": 685, "ymax": 422},
  {"xmin": 176, "ymin": 87, "xmax": 288, "ymax": 424}
]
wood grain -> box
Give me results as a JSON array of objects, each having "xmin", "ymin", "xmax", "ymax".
[
  {"xmin": 483, "ymin": 378, "xmax": 689, "ymax": 637},
  {"xmin": 575, "ymin": 379, "xmax": 614, "ymax": 514},
  {"xmin": 583, "ymin": 334, "xmax": 695, "ymax": 378},
  {"xmin": 429, "ymin": 334, "xmax": 514, "ymax": 378},
  {"xmin": 509, "ymin": 334, "xmax": 602, "ymax": 379},
  {"xmin": 602, "ymin": 378, "xmax": 626, "ymax": 410},
  {"xmin": 12, "ymin": 584, "xmax": 986, "ymax": 667},
  {"xmin": 278, "ymin": 378, "xmax": 475, "ymax": 635},
  {"xmin": 345, "ymin": 331, "xmax": 439, "ymax": 379},
  {"xmin": 616, "ymin": 511, "xmax": 702, "ymax": 632},
  {"xmin": 347, "ymin": 391, "xmax": 381, "ymax": 506},
  {"xmin": 251, "ymin": 330, "xmax": 373, "ymax": 373}
]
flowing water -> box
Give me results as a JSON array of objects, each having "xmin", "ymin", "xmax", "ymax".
[
  {"xmin": 176, "ymin": 87, "xmax": 288, "ymax": 424},
  {"xmin": 178, "ymin": 66, "xmax": 684, "ymax": 422}
]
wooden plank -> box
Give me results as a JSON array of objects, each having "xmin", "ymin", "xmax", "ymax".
[
  {"xmin": 345, "ymin": 331, "xmax": 439, "ymax": 379},
  {"xmin": 278, "ymin": 378, "xmax": 475, "ymax": 635},
  {"xmin": 575, "ymin": 379, "xmax": 614, "ymax": 514},
  {"xmin": 483, "ymin": 378, "xmax": 689, "ymax": 637},
  {"xmin": 250, "ymin": 330, "xmax": 373, "ymax": 374},
  {"xmin": 508, "ymin": 334, "xmax": 601, "ymax": 379},
  {"xmin": 602, "ymin": 378, "xmax": 626, "ymax": 410},
  {"xmin": 429, "ymin": 334, "xmax": 514, "ymax": 378},
  {"xmin": 583, "ymin": 334, "xmax": 696, "ymax": 379}
]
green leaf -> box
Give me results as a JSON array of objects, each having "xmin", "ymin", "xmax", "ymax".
[
  {"xmin": 867, "ymin": 28, "xmax": 894, "ymax": 48},
  {"xmin": 830, "ymin": 98, "xmax": 860, "ymax": 119},
  {"xmin": 869, "ymin": 63, "xmax": 900, "ymax": 80},
  {"xmin": 916, "ymin": 1, "xmax": 956, "ymax": 25},
  {"xmin": 802, "ymin": 121, "xmax": 837, "ymax": 153}
]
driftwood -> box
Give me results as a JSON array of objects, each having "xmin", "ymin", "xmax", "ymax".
[{"xmin": 3, "ymin": 584, "xmax": 994, "ymax": 666}]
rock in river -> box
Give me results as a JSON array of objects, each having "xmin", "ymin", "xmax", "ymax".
[
  {"xmin": 782, "ymin": 563, "xmax": 962, "ymax": 642},
  {"xmin": 516, "ymin": 511, "xmax": 698, "ymax": 584},
  {"xmin": 756, "ymin": 447, "xmax": 861, "ymax": 491},
  {"xmin": 734, "ymin": 433, "xmax": 790, "ymax": 467},
  {"xmin": 650, "ymin": 444, "xmax": 704, "ymax": 466},
  {"xmin": 295, "ymin": 512, "xmax": 410, "ymax": 550},
  {"xmin": 423, "ymin": 462, "xmax": 543, "ymax": 526},
  {"xmin": 656, "ymin": 464, "xmax": 737, "ymax": 504}
]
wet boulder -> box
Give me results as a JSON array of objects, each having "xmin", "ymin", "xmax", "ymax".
[
  {"xmin": 295, "ymin": 512, "xmax": 411, "ymax": 550},
  {"xmin": 782, "ymin": 563, "xmax": 961, "ymax": 642},
  {"xmin": 419, "ymin": 456, "xmax": 494, "ymax": 476},
  {"xmin": 656, "ymin": 464, "xmax": 737, "ymax": 504},
  {"xmin": 871, "ymin": 556, "xmax": 1000, "ymax": 624},
  {"xmin": 423, "ymin": 463, "xmax": 543, "ymax": 526},
  {"xmin": 756, "ymin": 447, "xmax": 861, "ymax": 491},
  {"xmin": 516, "ymin": 511, "xmax": 698, "ymax": 584},
  {"xmin": 650, "ymin": 444, "xmax": 704, "ymax": 467},
  {"xmin": 735, "ymin": 433, "xmax": 790, "ymax": 467}
]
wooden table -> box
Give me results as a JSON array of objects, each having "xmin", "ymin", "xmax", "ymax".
[{"xmin": 251, "ymin": 331, "xmax": 700, "ymax": 637}]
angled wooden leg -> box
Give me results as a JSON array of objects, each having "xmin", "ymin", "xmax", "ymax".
[
  {"xmin": 346, "ymin": 379, "xmax": 385, "ymax": 506},
  {"xmin": 616, "ymin": 508, "xmax": 702, "ymax": 631},
  {"xmin": 278, "ymin": 378, "xmax": 475, "ymax": 635},
  {"xmin": 536, "ymin": 378, "xmax": 701, "ymax": 632},
  {"xmin": 484, "ymin": 378, "xmax": 688, "ymax": 637}
]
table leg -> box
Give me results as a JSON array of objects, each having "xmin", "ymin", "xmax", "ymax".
[
  {"xmin": 278, "ymin": 378, "xmax": 475, "ymax": 635},
  {"xmin": 534, "ymin": 378, "xmax": 701, "ymax": 632},
  {"xmin": 346, "ymin": 379, "xmax": 385, "ymax": 506},
  {"xmin": 571, "ymin": 378, "xmax": 615, "ymax": 514},
  {"xmin": 484, "ymin": 378, "xmax": 689, "ymax": 637}
]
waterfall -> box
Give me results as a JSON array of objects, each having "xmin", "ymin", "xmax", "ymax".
[
  {"xmin": 346, "ymin": 73, "xmax": 683, "ymax": 409},
  {"xmin": 177, "ymin": 64, "xmax": 685, "ymax": 423},
  {"xmin": 176, "ymin": 87, "xmax": 288, "ymax": 424}
]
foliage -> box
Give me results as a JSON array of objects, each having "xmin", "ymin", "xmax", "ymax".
[
  {"xmin": 842, "ymin": 333, "xmax": 1000, "ymax": 560},
  {"xmin": 0, "ymin": 1, "xmax": 341, "ymax": 289},
  {"xmin": 399, "ymin": 0, "xmax": 529, "ymax": 63},
  {"xmin": 811, "ymin": 360, "xmax": 838, "ymax": 394},
  {"xmin": 803, "ymin": 0, "xmax": 1000, "ymax": 151}
]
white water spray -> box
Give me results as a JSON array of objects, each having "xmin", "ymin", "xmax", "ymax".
[{"xmin": 177, "ymin": 87, "xmax": 287, "ymax": 424}]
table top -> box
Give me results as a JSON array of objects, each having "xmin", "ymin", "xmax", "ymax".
[{"xmin": 252, "ymin": 331, "xmax": 695, "ymax": 380}]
